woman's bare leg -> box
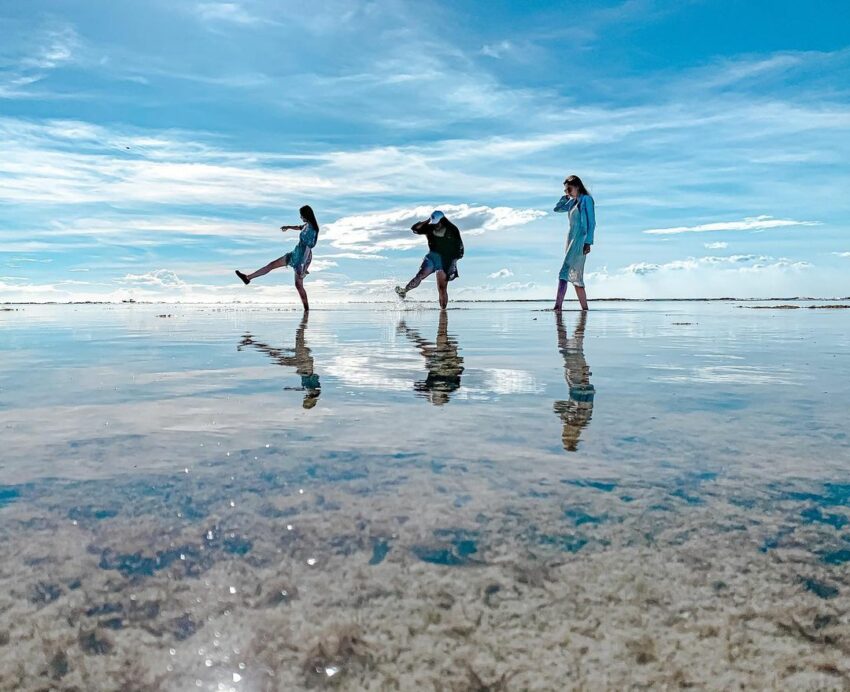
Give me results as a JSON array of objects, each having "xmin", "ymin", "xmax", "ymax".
[
  {"xmin": 246, "ymin": 256, "xmax": 288, "ymax": 281},
  {"xmin": 294, "ymin": 274, "xmax": 309, "ymax": 311},
  {"xmin": 574, "ymin": 285, "xmax": 589, "ymax": 311},
  {"xmin": 404, "ymin": 264, "xmax": 435, "ymax": 293},
  {"xmin": 436, "ymin": 271, "xmax": 449, "ymax": 309},
  {"xmin": 553, "ymin": 279, "xmax": 569, "ymax": 311}
]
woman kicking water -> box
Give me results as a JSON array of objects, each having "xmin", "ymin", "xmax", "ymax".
[
  {"xmin": 395, "ymin": 210, "xmax": 464, "ymax": 309},
  {"xmin": 235, "ymin": 205, "xmax": 319, "ymax": 311},
  {"xmin": 553, "ymin": 176, "xmax": 595, "ymax": 311}
]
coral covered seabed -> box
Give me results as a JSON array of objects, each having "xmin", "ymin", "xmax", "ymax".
[{"xmin": 2, "ymin": 450, "xmax": 848, "ymax": 691}]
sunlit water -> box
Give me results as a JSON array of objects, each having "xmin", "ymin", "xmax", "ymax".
[{"xmin": 1, "ymin": 302, "xmax": 849, "ymax": 690}]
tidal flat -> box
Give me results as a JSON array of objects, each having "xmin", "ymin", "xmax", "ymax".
[{"xmin": 1, "ymin": 302, "xmax": 849, "ymax": 690}]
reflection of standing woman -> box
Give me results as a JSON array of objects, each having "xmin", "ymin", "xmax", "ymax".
[
  {"xmin": 553, "ymin": 176, "xmax": 595, "ymax": 311},
  {"xmin": 553, "ymin": 311, "xmax": 595, "ymax": 451},
  {"xmin": 235, "ymin": 205, "xmax": 320, "ymax": 311}
]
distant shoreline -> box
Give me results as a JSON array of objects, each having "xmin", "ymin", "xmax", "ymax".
[{"xmin": 2, "ymin": 297, "xmax": 850, "ymax": 306}]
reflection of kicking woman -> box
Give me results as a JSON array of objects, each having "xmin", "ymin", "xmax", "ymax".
[
  {"xmin": 395, "ymin": 210, "xmax": 464, "ymax": 309},
  {"xmin": 238, "ymin": 314, "xmax": 321, "ymax": 409},
  {"xmin": 553, "ymin": 311, "xmax": 595, "ymax": 451},
  {"xmin": 398, "ymin": 311, "xmax": 464, "ymax": 406},
  {"xmin": 235, "ymin": 205, "xmax": 320, "ymax": 311}
]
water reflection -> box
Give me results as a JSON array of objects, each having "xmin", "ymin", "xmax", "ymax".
[
  {"xmin": 398, "ymin": 312, "xmax": 464, "ymax": 406},
  {"xmin": 238, "ymin": 314, "xmax": 321, "ymax": 408},
  {"xmin": 553, "ymin": 312, "xmax": 595, "ymax": 451}
]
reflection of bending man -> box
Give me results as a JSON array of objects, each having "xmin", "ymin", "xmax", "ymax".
[
  {"xmin": 398, "ymin": 311, "xmax": 464, "ymax": 406},
  {"xmin": 553, "ymin": 312, "xmax": 595, "ymax": 451},
  {"xmin": 238, "ymin": 314, "xmax": 321, "ymax": 409}
]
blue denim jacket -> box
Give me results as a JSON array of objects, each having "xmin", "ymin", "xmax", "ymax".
[{"xmin": 554, "ymin": 194, "xmax": 596, "ymax": 245}]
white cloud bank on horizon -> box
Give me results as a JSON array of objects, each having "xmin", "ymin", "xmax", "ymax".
[
  {"xmin": 643, "ymin": 215, "xmax": 820, "ymax": 235},
  {"xmin": 3, "ymin": 249, "xmax": 833, "ymax": 304},
  {"xmin": 322, "ymin": 204, "xmax": 546, "ymax": 254}
]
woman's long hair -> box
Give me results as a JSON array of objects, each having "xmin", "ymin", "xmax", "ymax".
[
  {"xmin": 299, "ymin": 205, "xmax": 320, "ymax": 231},
  {"xmin": 564, "ymin": 175, "xmax": 590, "ymax": 197}
]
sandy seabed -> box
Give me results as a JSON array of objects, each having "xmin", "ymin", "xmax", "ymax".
[{"xmin": 1, "ymin": 447, "xmax": 849, "ymax": 692}]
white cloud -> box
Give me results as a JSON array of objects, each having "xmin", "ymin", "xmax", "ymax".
[
  {"xmin": 480, "ymin": 41, "xmax": 514, "ymax": 59},
  {"xmin": 643, "ymin": 215, "xmax": 820, "ymax": 235},
  {"xmin": 454, "ymin": 281, "xmax": 542, "ymax": 298},
  {"xmin": 696, "ymin": 54, "xmax": 805, "ymax": 90},
  {"xmin": 306, "ymin": 259, "xmax": 337, "ymax": 273},
  {"xmin": 488, "ymin": 268, "xmax": 513, "ymax": 278},
  {"xmin": 581, "ymin": 253, "xmax": 822, "ymax": 299},
  {"xmin": 21, "ymin": 26, "xmax": 80, "ymax": 70},
  {"xmin": 121, "ymin": 269, "xmax": 186, "ymax": 288},
  {"xmin": 195, "ymin": 2, "xmax": 263, "ymax": 25},
  {"xmin": 1, "ymin": 23, "xmax": 82, "ymax": 98},
  {"xmin": 833, "ymin": 252, "xmax": 850, "ymax": 258},
  {"xmin": 322, "ymin": 204, "xmax": 545, "ymax": 254},
  {"xmin": 319, "ymin": 252, "xmax": 386, "ymax": 261},
  {"xmin": 704, "ymin": 242, "xmax": 728, "ymax": 249},
  {"xmin": 622, "ymin": 255, "xmax": 810, "ymax": 276},
  {"xmin": 623, "ymin": 262, "xmax": 664, "ymax": 275}
]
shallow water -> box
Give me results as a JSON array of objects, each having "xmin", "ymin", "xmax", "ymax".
[{"xmin": 1, "ymin": 302, "xmax": 849, "ymax": 690}]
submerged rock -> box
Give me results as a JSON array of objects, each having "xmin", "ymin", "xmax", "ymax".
[
  {"xmin": 368, "ymin": 538, "xmax": 391, "ymax": 565},
  {"xmin": 48, "ymin": 650, "xmax": 69, "ymax": 679},
  {"xmin": 28, "ymin": 581, "xmax": 62, "ymax": 605},
  {"xmin": 78, "ymin": 628, "xmax": 114, "ymax": 655},
  {"xmin": 802, "ymin": 577, "xmax": 839, "ymax": 599},
  {"xmin": 168, "ymin": 613, "xmax": 198, "ymax": 641}
]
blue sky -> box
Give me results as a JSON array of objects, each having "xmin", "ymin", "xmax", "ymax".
[{"xmin": 1, "ymin": 0, "xmax": 848, "ymax": 302}]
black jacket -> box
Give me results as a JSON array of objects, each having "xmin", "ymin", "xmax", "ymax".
[{"xmin": 411, "ymin": 219, "xmax": 464, "ymax": 270}]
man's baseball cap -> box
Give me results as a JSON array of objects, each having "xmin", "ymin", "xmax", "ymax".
[{"xmin": 429, "ymin": 210, "xmax": 445, "ymax": 225}]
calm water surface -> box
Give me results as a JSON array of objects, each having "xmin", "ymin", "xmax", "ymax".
[{"xmin": 1, "ymin": 302, "xmax": 848, "ymax": 690}]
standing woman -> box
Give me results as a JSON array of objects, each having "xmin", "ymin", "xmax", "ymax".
[
  {"xmin": 553, "ymin": 175, "xmax": 595, "ymax": 311},
  {"xmin": 235, "ymin": 205, "xmax": 319, "ymax": 311}
]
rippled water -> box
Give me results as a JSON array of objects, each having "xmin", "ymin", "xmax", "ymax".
[{"xmin": 1, "ymin": 302, "xmax": 849, "ymax": 690}]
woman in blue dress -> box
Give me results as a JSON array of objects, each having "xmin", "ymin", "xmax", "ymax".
[
  {"xmin": 235, "ymin": 205, "xmax": 319, "ymax": 311},
  {"xmin": 553, "ymin": 175, "xmax": 595, "ymax": 311}
]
